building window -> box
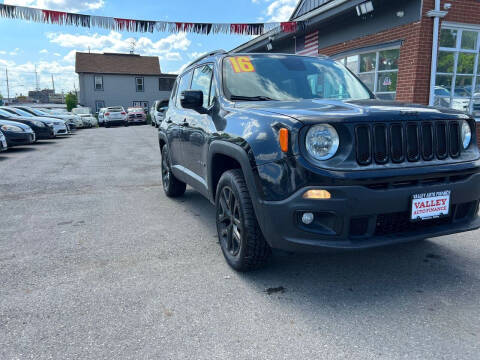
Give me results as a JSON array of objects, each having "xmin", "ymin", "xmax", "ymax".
[
  {"xmin": 434, "ymin": 26, "xmax": 480, "ymax": 118},
  {"xmin": 135, "ymin": 77, "xmax": 144, "ymax": 92},
  {"xmin": 159, "ymin": 77, "xmax": 176, "ymax": 91},
  {"xmin": 95, "ymin": 100, "xmax": 105, "ymax": 113},
  {"xmin": 94, "ymin": 76, "xmax": 103, "ymax": 91},
  {"xmin": 336, "ymin": 48, "xmax": 400, "ymax": 100}
]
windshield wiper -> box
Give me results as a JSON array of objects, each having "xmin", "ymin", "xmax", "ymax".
[{"xmin": 230, "ymin": 95, "xmax": 277, "ymax": 101}]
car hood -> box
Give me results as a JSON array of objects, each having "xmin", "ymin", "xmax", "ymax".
[
  {"xmin": 234, "ymin": 99, "xmax": 470, "ymax": 124},
  {"xmin": 0, "ymin": 119, "xmax": 33, "ymax": 130},
  {"xmin": 32, "ymin": 116, "xmax": 65, "ymax": 124}
]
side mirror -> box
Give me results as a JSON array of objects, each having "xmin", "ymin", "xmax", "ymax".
[{"xmin": 180, "ymin": 90, "xmax": 203, "ymax": 110}]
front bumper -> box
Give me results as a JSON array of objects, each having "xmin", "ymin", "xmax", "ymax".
[
  {"xmin": 257, "ymin": 172, "xmax": 480, "ymax": 251},
  {"xmin": 4, "ymin": 131, "xmax": 35, "ymax": 147},
  {"xmin": 35, "ymin": 126, "xmax": 55, "ymax": 139},
  {"xmin": 0, "ymin": 136, "xmax": 7, "ymax": 151},
  {"xmin": 53, "ymin": 123, "xmax": 68, "ymax": 135},
  {"xmin": 105, "ymin": 119, "xmax": 127, "ymax": 126}
]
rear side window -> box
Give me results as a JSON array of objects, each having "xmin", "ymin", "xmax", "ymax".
[{"xmin": 176, "ymin": 71, "xmax": 193, "ymax": 108}]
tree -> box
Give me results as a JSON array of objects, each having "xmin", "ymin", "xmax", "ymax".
[
  {"xmin": 0, "ymin": 93, "xmax": 3, "ymax": 106},
  {"xmin": 65, "ymin": 92, "xmax": 78, "ymax": 112}
]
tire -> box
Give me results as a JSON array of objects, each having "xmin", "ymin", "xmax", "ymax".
[
  {"xmin": 124, "ymin": 122, "xmax": 129, "ymax": 127},
  {"xmin": 105, "ymin": 123, "xmax": 110, "ymax": 128},
  {"xmin": 216, "ymin": 169, "xmax": 271, "ymax": 271},
  {"xmin": 161, "ymin": 145, "xmax": 186, "ymax": 197}
]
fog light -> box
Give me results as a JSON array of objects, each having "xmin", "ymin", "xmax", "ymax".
[
  {"xmin": 303, "ymin": 189, "xmax": 331, "ymax": 200},
  {"xmin": 302, "ymin": 212, "xmax": 314, "ymax": 225}
]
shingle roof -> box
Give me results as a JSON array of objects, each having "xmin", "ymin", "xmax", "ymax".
[{"xmin": 75, "ymin": 52, "xmax": 161, "ymax": 75}]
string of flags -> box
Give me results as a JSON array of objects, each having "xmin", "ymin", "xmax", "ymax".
[{"xmin": 0, "ymin": 4, "xmax": 300, "ymax": 36}]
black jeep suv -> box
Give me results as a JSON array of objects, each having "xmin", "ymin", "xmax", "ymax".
[{"xmin": 158, "ymin": 51, "xmax": 480, "ymax": 271}]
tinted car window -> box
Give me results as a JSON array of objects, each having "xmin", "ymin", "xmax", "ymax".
[
  {"xmin": 191, "ymin": 65, "xmax": 214, "ymax": 108},
  {"xmin": 176, "ymin": 71, "xmax": 193, "ymax": 108}
]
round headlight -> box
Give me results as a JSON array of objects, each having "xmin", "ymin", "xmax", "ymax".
[
  {"xmin": 305, "ymin": 124, "xmax": 340, "ymax": 161},
  {"xmin": 1, "ymin": 124, "xmax": 23, "ymax": 133},
  {"xmin": 461, "ymin": 120, "xmax": 472, "ymax": 149}
]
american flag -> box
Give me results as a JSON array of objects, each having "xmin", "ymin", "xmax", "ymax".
[{"xmin": 296, "ymin": 31, "xmax": 319, "ymax": 56}]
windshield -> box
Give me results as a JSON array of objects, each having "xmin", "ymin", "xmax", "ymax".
[
  {"xmin": 107, "ymin": 107, "xmax": 124, "ymax": 112},
  {"xmin": 2, "ymin": 107, "xmax": 32, "ymax": 117},
  {"xmin": 20, "ymin": 107, "xmax": 47, "ymax": 116},
  {"xmin": 72, "ymin": 108, "xmax": 91, "ymax": 115},
  {"xmin": 223, "ymin": 55, "xmax": 372, "ymax": 101},
  {"xmin": 0, "ymin": 109, "xmax": 20, "ymax": 118}
]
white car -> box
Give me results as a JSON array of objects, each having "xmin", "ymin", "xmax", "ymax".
[
  {"xmin": 150, "ymin": 100, "xmax": 169, "ymax": 127},
  {"xmin": 1, "ymin": 106, "xmax": 69, "ymax": 136},
  {"xmin": 104, "ymin": 106, "xmax": 128, "ymax": 127},
  {"xmin": 72, "ymin": 107, "xmax": 98, "ymax": 128},
  {"xmin": 98, "ymin": 108, "xmax": 107, "ymax": 126}
]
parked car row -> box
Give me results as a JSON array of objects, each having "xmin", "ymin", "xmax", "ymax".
[
  {"xmin": 98, "ymin": 106, "xmax": 149, "ymax": 127},
  {"xmin": 0, "ymin": 105, "xmax": 93, "ymax": 152}
]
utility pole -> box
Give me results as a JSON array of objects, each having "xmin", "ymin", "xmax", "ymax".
[
  {"xmin": 35, "ymin": 65, "xmax": 39, "ymax": 90},
  {"xmin": 51, "ymin": 74, "xmax": 55, "ymax": 93},
  {"xmin": 5, "ymin": 68, "xmax": 9, "ymax": 103}
]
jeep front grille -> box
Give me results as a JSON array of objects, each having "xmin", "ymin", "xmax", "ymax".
[{"xmin": 355, "ymin": 121, "xmax": 462, "ymax": 166}]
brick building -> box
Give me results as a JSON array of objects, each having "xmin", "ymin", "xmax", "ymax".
[{"xmin": 233, "ymin": 0, "xmax": 480, "ymax": 137}]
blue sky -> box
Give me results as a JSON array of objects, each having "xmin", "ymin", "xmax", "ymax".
[{"xmin": 0, "ymin": 0, "xmax": 297, "ymax": 97}]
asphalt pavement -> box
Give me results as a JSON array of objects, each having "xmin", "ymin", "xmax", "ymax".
[{"xmin": 1, "ymin": 126, "xmax": 479, "ymax": 359}]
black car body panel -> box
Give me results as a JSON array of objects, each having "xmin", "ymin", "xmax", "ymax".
[
  {"xmin": 159, "ymin": 53, "xmax": 480, "ymax": 251},
  {"xmin": 0, "ymin": 119, "xmax": 35, "ymax": 147},
  {"xmin": 0, "ymin": 115, "xmax": 53, "ymax": 140}
]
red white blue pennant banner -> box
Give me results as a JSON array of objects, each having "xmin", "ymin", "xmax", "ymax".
[{"xmin": 0, "ymin": 4, "xmax": 299, "ymax": 35}]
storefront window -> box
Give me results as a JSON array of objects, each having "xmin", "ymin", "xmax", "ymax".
[
  {"xmin": 434, "ymin": 26, "xmax": 480, "ymax": 118},
  {"xmin": 336, "ymin": 47, "xmax": 399, "ymax": 100}
]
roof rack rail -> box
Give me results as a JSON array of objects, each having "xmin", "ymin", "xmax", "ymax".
[{"xmin": 185, "ymin": 49, "xmax": 227, "ymax": 69}]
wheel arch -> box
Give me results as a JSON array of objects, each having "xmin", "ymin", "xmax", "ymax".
[
  {"xmin": 158, "ymin": 131, "xmax": 167, "ymax": 153},
  {"xmin": 208, "ymin": 141, "xmax": 265, "ymax": 226}
]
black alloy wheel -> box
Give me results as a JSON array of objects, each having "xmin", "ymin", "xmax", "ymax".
[
  {"xmin": 217, "ymin": 186, "xmax": 242, "ymax": 257},
  {"xmin": 161, "ymin": 145, "xmax": 186, "ymax": 197},
  {"xmin": 215, "ymin": 169, "xmax": 271, "ymax": 271}
]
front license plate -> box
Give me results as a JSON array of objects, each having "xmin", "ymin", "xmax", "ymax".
[{"xmin": 411, "ymin": 190, "xmax": 451, "ymax": 221}]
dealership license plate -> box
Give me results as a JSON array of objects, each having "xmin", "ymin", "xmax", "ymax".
[{"xmin": 411, "ymin": 191, "xmax": 451, "ymax": 221}]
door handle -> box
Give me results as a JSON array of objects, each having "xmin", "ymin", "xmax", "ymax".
[{"xmin": 166, "ymin": 118, "xmax": 172, "ymax": 124}]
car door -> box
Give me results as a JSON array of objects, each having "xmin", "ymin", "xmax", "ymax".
[
  {"xmin": 165, "ymin": 71, "xmax": 192, "ymax": 168},
  {"xmin": 183, "ymin": 64, "xmax": 216, "ymax": 184}
]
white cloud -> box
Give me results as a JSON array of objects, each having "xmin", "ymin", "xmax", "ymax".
[
  {"xmin": 39, "ymin": 49, "xmax": 49, "ymax": 54},
  {"xmin": 0, "ymin": 58, "xmax": 77, "ymax": 96},
  {"xmin": 4, "ymin": 0, "xmax": 104, "ymax": 12},
  {"xmin": 9, "ymin": 48, "xmax": 20, "ymax": 56},
  {"xmin": 263, "ymin": 0, "xmax": 297, "ymax": 22},
  {"xmin": 189, "ymin": 51, "xmax": 206, "ymax": 59},
  {"xmin": 53, "ymin": 53, "xmax": 61, "ymax": 56},
  {"xmin": 49, "ymin": 31, "xmax": 191, "ymax": 62}
]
